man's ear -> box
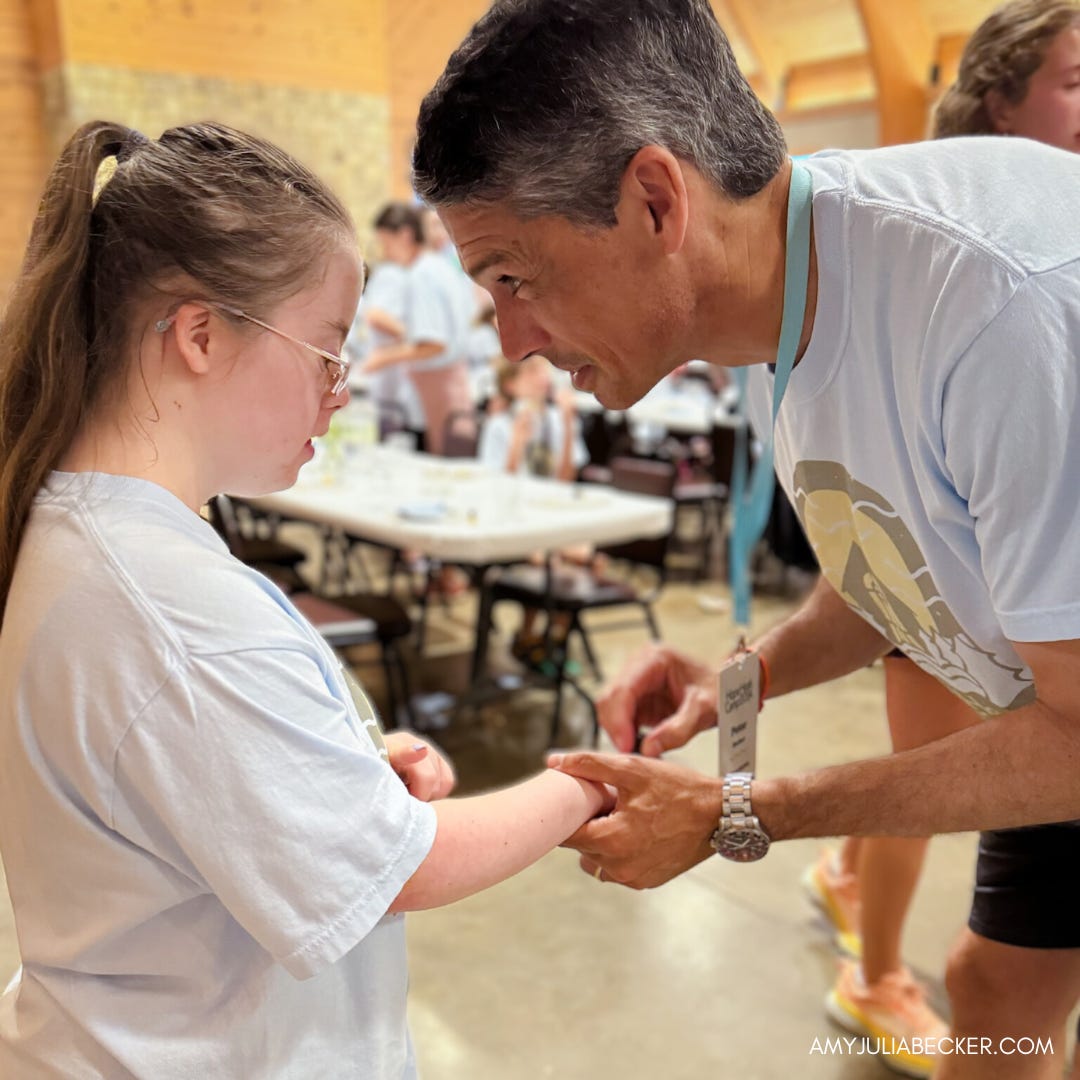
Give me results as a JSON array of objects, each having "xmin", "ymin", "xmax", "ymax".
[
  {"xmin": 984, "ymin": 88, "xmax": 1015, "ymax": 134},
  {"xmin": 170, "ymin": 303, "xmax": 217, "ymax": 375},
  {"xmin": 618, "ymin": 145, "xmax": 689, "ymax": 255}
]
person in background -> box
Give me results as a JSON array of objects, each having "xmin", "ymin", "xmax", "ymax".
[
  {"xmin": 479, "ymin": 355, "xmax": 591, "ymax": 668},
  {"xmin": 0, "ymin": 120, "xmax": 611, "ymax": 1079},
  {"xmin": 479, "ymin": 354, "xmax": 587, "ymax": 483},
  {"xmin": 362, "ymin": 202, "xmax": 472, "ymax": 455},
  {"xmin": 344, "ymin": 232, "xmax": 426, "ymax": 447},
  {"xmin": 934, "ymin": 0, "xmax": 1080, "ymax": 147},
  {"xmin": 465, "ymin": 302, "xmax": 502, "ymax": 404}
]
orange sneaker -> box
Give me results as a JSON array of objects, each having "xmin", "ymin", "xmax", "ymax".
[
  {"xmin": 826, "ymin": 960, "xmax": 949, "ymax": 1078},
  {"xmin": 802, "ymin": 848, "xmax": 862, "ymax": 956}
]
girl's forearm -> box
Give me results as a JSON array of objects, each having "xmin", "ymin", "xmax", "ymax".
[{"xmin": 389, "ymin": 770, "xmax": 605, "ymax": 912}]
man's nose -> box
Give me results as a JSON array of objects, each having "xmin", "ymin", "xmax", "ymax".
[{"xmin": 496, "ymin": 302, "xmax": 551, "ymax": 363}]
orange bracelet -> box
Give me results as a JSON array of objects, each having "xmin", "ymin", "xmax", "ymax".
[{"xmin": 744, "ymin": 644, "xmax": 769, "ymax": 709}]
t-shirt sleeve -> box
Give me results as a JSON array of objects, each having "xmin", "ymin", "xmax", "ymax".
[
  {"xmin": 405, "ymin": 265, "xmax": 450, "ymax": 348},
  {"xmin": 941, "ymin": 268, "xmax": 1080, "ymax": 642},
  {"xmin": 111, "ymin": 643, "xmax": 437, "ymax": 980},
  {"xmin": 570, "ymin": 414, "xmax": 589, "ymax": 470},
  {"xmin": 478, "ymin": 413, "xmax": 511, "ymax": 471},
  {"xmin": 548, "ymin": 408, "xmax": 588, "ymax": 470}
]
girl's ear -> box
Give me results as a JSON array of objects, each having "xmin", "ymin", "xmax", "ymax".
[
  {"xmin": 984, "ymin": 88, "xmax": 1015, "ymax": 134},
  {"xmin": 170, "ymin": 303, "xmax": 218, "ymax": 375}
]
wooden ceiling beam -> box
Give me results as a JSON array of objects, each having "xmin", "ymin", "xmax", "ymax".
[
  {"xmin": 26, "ymin": 0, "xmax": 65, "ymax": 71},
  {"xmin": 784, "ymin": 51, "xmax": 876, "ymax": 112},
  {"xmin": 855, "ymin": 0, "xmax": 936, "ymax": 144},
  {"xmin": 721, "ymin": 0, "xmax": 789, "ymax": 110}
]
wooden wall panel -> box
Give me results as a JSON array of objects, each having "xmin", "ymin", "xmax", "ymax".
[
  {"xmin": 0, "ymin": 0, "xmax": 48, "ymax": 303},
  {"xmin": 386, "ymin": 0, "xmax": 489, "ymax": 199},
  {"xmin": 58, "ymin": 0, "xmax": 388, "ymax": 95}
]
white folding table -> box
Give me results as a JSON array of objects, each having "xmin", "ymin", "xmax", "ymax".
[{"xmin": 252, "ymin": 446, "xmax": 673, "ymax": 680}]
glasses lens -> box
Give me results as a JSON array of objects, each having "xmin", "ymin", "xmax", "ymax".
[{"xmin": 331, "ymin": 361, "xmax": 347, "ymax": 395}]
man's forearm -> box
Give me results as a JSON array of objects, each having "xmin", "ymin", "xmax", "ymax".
[
  {"xmin": 366, "ymin": 341, "xmax": 442, "ymax": 372},
  {"xmin": 755, "ymin": 575, "xmax": 892, "ymax": 699},
  {"xmin": 754, "ymin": 698, "xmax": 1080, "ymax": 840}
]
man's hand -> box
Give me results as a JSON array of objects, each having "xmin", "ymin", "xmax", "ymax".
[
  {"xmin": 547, "ymin": 751, "xmax": 722, "ymax": 888},
  {"xmin": 597, "ymin": 643, "xmax": 718, "ymax": 756},
  {"xmin": 385, "ymin": 733, "xmax": 456, "ymax": 801}
]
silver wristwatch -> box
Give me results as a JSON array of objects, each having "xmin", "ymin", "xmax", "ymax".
[{"xmin": 709, "ymin": 772, "xmax": 771, "ymax": 862}]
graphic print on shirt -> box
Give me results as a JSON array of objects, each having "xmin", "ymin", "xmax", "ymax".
[{"xmin": 790, "ymin": 460, "xmax": 1034, "ymax": 716}]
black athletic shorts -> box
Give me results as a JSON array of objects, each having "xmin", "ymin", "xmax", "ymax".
[{"xmin": 968, "ymin": 820, "xmax": 1080, "ymax": 949}]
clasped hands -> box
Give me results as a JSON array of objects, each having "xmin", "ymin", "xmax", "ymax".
[{"xmin": 550, "ymin": 643, "xmax": 725, "ymax": 889}]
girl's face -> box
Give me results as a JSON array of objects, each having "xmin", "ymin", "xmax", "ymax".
[
  {"xmin": 210, "ymin": 245, "xmax": 363, "ymax": 497},
  {"xmin": 376, "ymin": 227, "xmax": 419, "ymax": 266},
  {"xmin": 509, "ymin": 356, "xmax": 552, "ymax": 402},
  {"xmin": 993, "ymin": 25, "xmax": 1080, "ymax": 151}
]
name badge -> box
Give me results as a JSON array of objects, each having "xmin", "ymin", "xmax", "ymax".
[{"xmin": 718, "ymin": 647, "xmax": 760, "ymax": 776}]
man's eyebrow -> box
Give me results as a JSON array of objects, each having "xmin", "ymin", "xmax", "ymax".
[{"xmin": 463, "ymin": 251, "xmax": 514, "ymax": 280}]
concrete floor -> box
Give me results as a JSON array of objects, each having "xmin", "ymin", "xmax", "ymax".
[
  {"xmin": 400, "ymin": 582, "xmax": 976, "ymax": 1080},
  {"xmin": 0, "ymin": 574, "xmax": 1067, "ymax": 1077}
]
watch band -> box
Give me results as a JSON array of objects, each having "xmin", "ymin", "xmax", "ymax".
[{"xmin": 723, "ymin": 772, "xmax": 754, "ymax": 827}]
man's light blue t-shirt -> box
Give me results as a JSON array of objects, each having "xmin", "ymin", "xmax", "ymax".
[{"xmin": 747, "ymin": 138, "xmax": 1080, "ymax": 715}]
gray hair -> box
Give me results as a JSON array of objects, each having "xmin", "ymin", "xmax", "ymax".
[{"xmin": 413, "ymin": 0, "xmax": 787, "ymax": 227}]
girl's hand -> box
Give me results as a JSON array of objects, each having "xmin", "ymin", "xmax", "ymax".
[{"xmin": 385, "ymin": 733, "xmax": 457, "ymax": 801}]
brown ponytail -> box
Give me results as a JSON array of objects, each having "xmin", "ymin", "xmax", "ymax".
[
  {"xmin": 933, "ymin": 0, "xmax": 1080, "ymax": 138},
  {"xmin": 0, "ymin": 120, "xmax": 355, "ymax": 623}
]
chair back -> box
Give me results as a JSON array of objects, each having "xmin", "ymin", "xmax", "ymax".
[
  {"xmin": 207, "ymin": 494, "xmax": 244, "ymax": 554},
  {"xmin": 442, "ymin": 409, "xmax": 483, "ymax": 459},
  {"xmin": 610, "ymin": 456, "xmax": 677, "ymax": 499},
  {"xmin": 376, "ymin": 399, "xmax": 408, "ymax": 441},
  {"xmin": 710, "ymin": 422, "xmax": 737, "ymax": 494},
  {"xmin": 602, "ymin": 457, "xmax": 677, "ymax": 571}
]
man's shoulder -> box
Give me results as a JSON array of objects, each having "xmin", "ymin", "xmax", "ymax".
[{"xmin": 807, "ymin": 140, "xmax": 1080, "ymax": 276}]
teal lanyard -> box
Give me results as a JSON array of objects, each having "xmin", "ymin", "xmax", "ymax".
[{"xmin": 729, "ymin": 162, "xmax": 814, "ymax": 626}]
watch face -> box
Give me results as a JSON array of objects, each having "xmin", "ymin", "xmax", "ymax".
[{"xmin": 717, "ymin": 827, "xmax": 770, "ymax": 863}]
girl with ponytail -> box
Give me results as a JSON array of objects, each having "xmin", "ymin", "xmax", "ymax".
[
  {"xmin": 0, "ymin": 123, "xmax": 609, "ymax": 1077},
  {"xmin": 933, "ymin": 0, "xmax": 1080, "ymax": 144}
]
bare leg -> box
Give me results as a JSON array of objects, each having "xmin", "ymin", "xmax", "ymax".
[
  {"xmin": 939, "ymin": 930, "xmax": 1080, "ymax": 1079},
  {"xmin": 858, "ymin": 836, "xmax": 930, "ymax": 982},
  {"xmin": 859, "ymin": 659, "xmax": 979, "ymax": 984},
  {"xmin": 839, "ymin": 835, "xmax": 861, "ymax": 878},
  {"xmin": 408, "ymin": 362, "xmax": 471, "ymax": 456}
]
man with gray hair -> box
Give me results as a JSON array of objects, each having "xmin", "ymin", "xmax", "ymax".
[{"xmin": 415, "ymin": 1, "xmax": 1080, "ymax": 1075}]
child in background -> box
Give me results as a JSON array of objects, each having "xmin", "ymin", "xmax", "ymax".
[
  {"xmin": 479, "ymin": 354, "xmax": 587, "ymax": 481},
  {"xmin": 479, "ymin": 356, "xmax": 594, "ymax": 669},
  {"xmin": 0, "ymin": 121, "xmax": 609, "ymax": 1080}
]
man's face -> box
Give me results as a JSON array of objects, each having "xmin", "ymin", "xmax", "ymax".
[{"xmin": 440, "ymin": 201, "xmax": 689, "ymax": 409}]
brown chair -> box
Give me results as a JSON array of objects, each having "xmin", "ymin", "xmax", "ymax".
[
  {"xmin": 670, "ymin": 422, "xmax": 735, "ymax": 580},
  {"xmin": 208, "ymin": 495, "xmax": 309, "ymax": 592},
  {"xmin": 442, "ymin": 409, "xmax": 483, "ymax": 459},
  {"xmin": 375, "ymin": 399, "xmax": 409, "ymax": 442},
  {"xmin": 483, "ymin": 456, "xmax": 677, "ymax": 742}
]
